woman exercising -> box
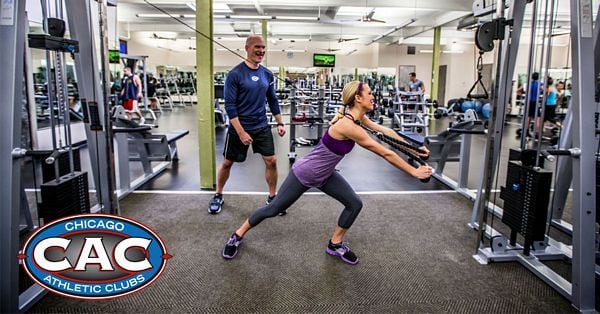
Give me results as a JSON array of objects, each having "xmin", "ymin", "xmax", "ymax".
[{"xmin": 222, "ymin": 81, "xmax": 433, "ymax": 265}]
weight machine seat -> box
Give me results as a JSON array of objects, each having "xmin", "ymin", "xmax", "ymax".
[{"xmin": 113, "ymin": 117, "xmax": 189, "ymax": 162}]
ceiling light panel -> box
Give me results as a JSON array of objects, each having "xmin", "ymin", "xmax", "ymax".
[{"xmin": 213, "ymin": 3, "xmax": 233, "ymax": 13}]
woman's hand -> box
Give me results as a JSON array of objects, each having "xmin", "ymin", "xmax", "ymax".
[
  {"xmin": 412, "ymin": 165, "xmax": 433, "ymax": 180},
  {"xmin": 417, "ymin": 146, "xmax": 430, "ymax": 158}
]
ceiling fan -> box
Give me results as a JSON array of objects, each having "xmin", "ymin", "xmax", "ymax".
[
  {"xmin": 338, "ymin": 37, "xmax": 359, "ymax": 43},
  {"xmin": 152, "ymin": 33, "xmax": 177, "ymax": 41},
  {"xmin": 348, "ymin": 9, "xmax": 385, "ymax": 23}
]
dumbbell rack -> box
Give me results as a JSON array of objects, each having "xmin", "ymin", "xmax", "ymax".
[
  {"xmin": 393, "ymin": 92, "xmax": 433, "ymax": 136},
  {"xmin": 287, "ymin": 88, "xmax": 329, "ymax": 164}
]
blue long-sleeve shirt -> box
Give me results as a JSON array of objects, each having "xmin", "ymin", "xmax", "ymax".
[{"xmin": 224, "ymin": 62, "xmax": 281, "ymax": 131}]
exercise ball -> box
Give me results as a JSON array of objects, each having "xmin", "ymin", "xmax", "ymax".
[{"xmin": 481, "ymin": 103, "xmax": 491, "ymax": 120}]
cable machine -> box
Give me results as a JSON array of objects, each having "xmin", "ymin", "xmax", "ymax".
[
  {"xmin": 1, "ymin": 0, "xmax": 119, "ymax": 311},
  {"xmin": 469, "ymin": 0, "xmax": 597, "ymax": 311}
]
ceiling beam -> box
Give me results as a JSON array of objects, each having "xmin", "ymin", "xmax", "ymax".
[
  {"xmin": 402, "ymin": 11, "xmax": 471, "ymax": 39},
  {"xmin": 253, "ymin": 0, "xmax": 264, "ymax": 15},
  {"xmin": 212, "ymin": 0, "xmax": 473, "ymax": 11}
]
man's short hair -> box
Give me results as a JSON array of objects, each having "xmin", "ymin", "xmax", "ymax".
[
  {"xmin": 409, "ymin": 72, "xmax": 416, "ymax": 77},
  {"xmin": 532, "ymin": 72, "xmax": 539, "ymax": 80}
]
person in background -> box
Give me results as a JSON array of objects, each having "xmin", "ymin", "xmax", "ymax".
[
  {"xmin": 408, "ymin": 72, "xmax": 426, "ymax": 94},
  {"xmin": 541, "ymin": 77, "xmax": 560, "ymax": 128},
  {"xmin": 525, "ymin": 72, "xmax": 543, "ymax": 137},
  {"xmin": 146, "ymin": 74, "xmax": 159, "ymax": 110},
  {"xmin": 121, "ymin": 67, "xmax": 144, "ymax": 123}
]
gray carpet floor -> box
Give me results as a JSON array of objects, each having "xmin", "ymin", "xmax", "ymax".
[{"xmin": 29, "ymin": 192, "xmax": 577, "ymax": 313}]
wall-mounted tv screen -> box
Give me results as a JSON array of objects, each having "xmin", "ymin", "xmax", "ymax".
[
  {"xmin": 108, "ymin": 50, "xmax": 121, "ymax": 64},
  {"xmin": 313, "ymin": 53, "xmax": 335, "ymax": 67},
  {"xmin": 119, "ymin": 39, "xmax": 128, "ymax": 54}
]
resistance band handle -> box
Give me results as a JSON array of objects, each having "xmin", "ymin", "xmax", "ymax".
[
  {"xmin": 112, "ymin": 126, "xmax": 153, "ymax": 133},
  {"xmin": 447, "ymin": 128, "xmax": 487, "ymax": 135},
  {"xmin": 361, "ymin": 125, "xmax": 431, "ymax": 183},
  {"xmin": 371, "ymin": 131, "xmax": 429, "ymax": 156}
]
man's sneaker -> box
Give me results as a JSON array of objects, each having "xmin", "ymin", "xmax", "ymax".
[
  {"xmin": 208, "ymin": 194, "xmax": 224, "ymax": 214},
  {"xmin": 266, "ymin": 195, "xmax": 287, "ymax": 216},
  {"xmin": 222, "ymin": 233, "xmax": 242, "ymax": 259},
  {"xmin": 266, "ymin": 195, "xmax": 276, "ymax": 205},
  {"xmin": 326, "ymin": 240, "xmax": 359, "ymax": 265}
]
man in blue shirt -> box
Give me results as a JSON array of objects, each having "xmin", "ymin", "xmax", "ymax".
[
  {"xmin": 209, "ymin": 35, "xmax": 286, "ymax": 215},
  {"xmin": 408, "ymin": 72, "xmax": 425, "ymax": 93},
  {"xmin": 525, "ymin": 72, "xmax": 543, "ymax": 136}
]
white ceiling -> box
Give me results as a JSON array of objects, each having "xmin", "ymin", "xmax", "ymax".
[{"xmin": 117, "ymin": 0, "xmax": 598, "ymax": 52}]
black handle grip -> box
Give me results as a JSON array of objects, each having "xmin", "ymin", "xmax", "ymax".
[
  {"xmin": 113, "ymin": 126, "xmax": 153, "ymax": 133},
  {"xmin": 447, "ymin": 128, "xmax": 487, "ymax": 134},
  {"xmin": 545, "ymin": 149, "xmax": 572, "ymax": 156}
]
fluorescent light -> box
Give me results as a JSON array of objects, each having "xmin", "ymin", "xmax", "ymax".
[
  {"xmin": 136, "ymin": 13, "xmax": 195, "ymax": 18},
  {"xmin": 336, "ymin": 7, "xmax": 373, "ymax": 15},
  {"xmin": 137, "ymin": 13, "xmax": 230, "ymax": 18},
  {"xmin": 216, "ymin": 15, "xmax": 319, "ymax": 21},
  {"xmin": 276, "ymin": 38, "xmax": 311, "ymax": 42},
  {"xmin": 419, "ymin": 50, "xmax": 464, "ymax": 54},
  {"xmin": 274, "ymin": 16, "xmax": 319, "ymax": 21},
  {"xmin": 186, "ymin": 3, "xmax": 195, "ymax": 11},
  {"xmin": 336, "ymin": 6, "xmax": 435, "ymax": 15},
  {"xmin": 214, "ymin": 48, "xmax": 306, "ymax": 52},
  {"xmin": 213, "ymin": 3, "xmax": 232, "ymax": 13},
  {"xmin": 267, "ymin": 49, "xmax": 306, "ymax": 52},
  {"xmin": 367, "ymin": 19, "xmax": 416, "ymax": 45},
  {"xmin": 215, "ymin": 37, "xmax": 245, "ymax": 41},
  {"xmin": 346, "ymin": 49, "xmax": 358, "ymax": 56},
  {"xmin": 230, "ymin": 14, "xmax": 274, "ymax": 19}
]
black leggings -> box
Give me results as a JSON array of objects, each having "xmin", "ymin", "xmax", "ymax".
[{"xmin": 248, "ymin": 171, "xmax": 363, "ymax": 229}]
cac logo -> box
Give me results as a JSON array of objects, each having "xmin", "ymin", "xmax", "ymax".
[{"xmin": 19, "ymin": 214, "xmax": 171, "ymax": 299}]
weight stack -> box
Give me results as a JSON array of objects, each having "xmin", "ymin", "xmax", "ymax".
[
  {"xmin": 597, "ymin": 158, "xmax": 600, "ymax": 224},
  {"xmin": 39, "ymin": 171, "xmax": 90, "ymax": 223},
  {"xmin": 500, "ymin": 161, "xmax": 552, "ymax": 255}
]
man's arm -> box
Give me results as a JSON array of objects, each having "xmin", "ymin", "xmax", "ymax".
[
  {"xmin": 223, "ymin": 72, "xmax": 239, "ymax": 121},
  {"xmin": 266, "ymin": 78, "xmax": 281, "ymax": 117},
  {"xmin": 420, "ymin": 81, "xmax": 426, "ymax": 93},
  {"xmin": 133, "ymin": 75, "xmax": 143, "ymax": 98},
  {"xmin": 266, "ymin": 74, "xmax": 286, "ymax": 137}
]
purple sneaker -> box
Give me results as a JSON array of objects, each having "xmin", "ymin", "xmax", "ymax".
[
  {"xmin": 326, "ymin": 241, "xmax": 359, "ymax": 265},
  {"xmin": 222, "ymin": 233, "xmax": 242, "ymax": 259}
]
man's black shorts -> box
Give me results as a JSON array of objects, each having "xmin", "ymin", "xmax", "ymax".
[
  {"xmin": 223, "ymin": 126, "xmax": 275, "ymax": 162},
  {"xmin": 528, "ymin": 100, "xmax": 539, "ymax": 117},
  {"xmin": 543, "ymin": 105, "xmax": 556, "ymax": 122}
]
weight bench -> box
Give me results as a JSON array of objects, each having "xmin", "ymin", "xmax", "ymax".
[{"xmin": 112, "ymin": 108, "xmax": 189, "ymax": 198}]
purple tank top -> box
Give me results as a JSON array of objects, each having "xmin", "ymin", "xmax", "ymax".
[{"xmin": 291, "ymin": 131, "xmax": 355, "ymax": 187}]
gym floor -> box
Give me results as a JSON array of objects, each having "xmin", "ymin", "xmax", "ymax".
[{"xmin": 25, "ymin": 104, "xmax": 594, "ymax": 313}]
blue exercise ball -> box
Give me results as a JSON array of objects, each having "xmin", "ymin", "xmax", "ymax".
[
  {"xmin": 482, "ymin": 103, "xmax": 491, "ymax": 120},
  {"xmin": 474, "ymin": 100, "xmax": 483, "ymax": 112},
  {"xmin": 461, "ymin": 100, "xmax": 475, "ymax": 112}
]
